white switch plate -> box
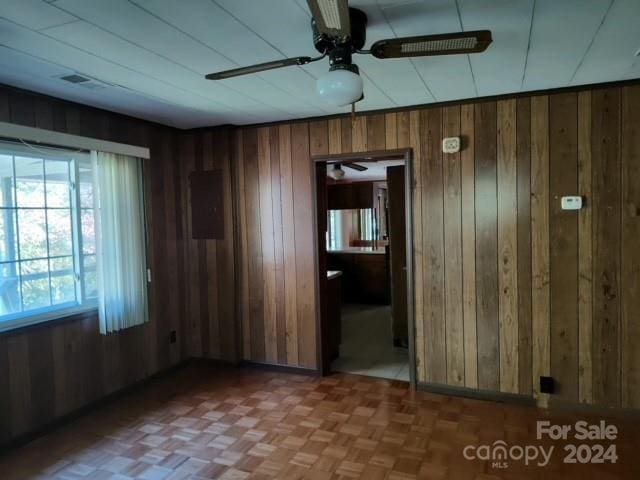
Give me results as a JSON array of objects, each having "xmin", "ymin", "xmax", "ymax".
[
  {"xmin": 442, "ymin": 136, "xmax": 460, "ymax": 153},
  {"xmin": 561, "ymin": 196, "xmax": 583, "ymax": 210}
]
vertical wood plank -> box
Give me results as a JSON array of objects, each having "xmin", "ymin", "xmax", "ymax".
[
  {"xmin": 367, "ymin": 113, "xmax": 386, "ymax": 151},
  {"xmin": 549, "ymin": 93, "xmax": 579, "ymax": 401},
  {"xmin": 592, "ymin": 88, "xmax": 621, "ymax": 407},
  {"xmin": 422, "ymin": 108, "xmax": 446, "ymax": 384},
  {"xmin": 34, "ymin": 98, "xmax": 54, "ymax": 130},
  {"xmin": 202, "ymin": 131, "xmax": 219, "ymax": 358},
  {"xmin": 328, "ymin": 118, "xmax": 342, "ymax": 154},
  {"xmin": 385, "ymin": 113, "xmax": 398, "ymax": 149},
  {"xmin": 172, "ymin": 131, "xmax": 187, "ymax": 362},
  {"xmin": 577, "ymin": 91, "xmax": 593, "ymax": 404},
  {"xmin": 27, "ymin": 328, "xmax": 55, "ymax": 429},
  {"xmin": 341, "ymin": 117, "xmax": 352, "ymax": 154},
  {"xmin": 217, "ymin": 130, "xmax": 236, "ymax": 362},
  {"xmin": 397, "ymin": 112, "xmax": 410, "ymax": 149},
  {"xmin": 258, "ymin": 127, "xmax": 277, "ymax": 364},
  {"xmin": 497, "ymin": 99, "xmax": 519, "ymax": 394},
  {"xmin": 461, "ymin": 104, "xmax": 478, "ymax": 389},
  {"xmin": 184, "ymin": 136, "xmax": 201, "ymax": 358},
  {"xmin": 442, "ymin": 105, "xmax": 464, "ymax": 386},
  {"xmin": 244, "ymin": 129, "xmax": 265, "ymax": 362},
  {"xmin": 236, "ymin": 131, "xmax": 252, "ymax": 360},
  {"xmin": 409, "ymin": 110, "xmax": 425, "ymax": 381},
  {"xmin": 279, "ymin": 125, "xmax": 299, "ymax": 365},
  {"xmin": 516, "ymin": 97, "xmax": 533, "ymax": 395},
  {"xmin": 270, "ymin": 127, "xmax": 287, "ymax": 364},
  {"xmin": 621, "ymin": 85, "xmax": 640, "ymax": 408},
  {"xmin": 7, "ymin": 334, "xmax": 30, "ymax": 436},
  {"xmin": 475, "ymin": 101, "xmax": 500, "ymax": 391},
  {"xmin": 352, "ymin": 116, "xmax": 367, "ymax": 152},
  {"xmin": 8, "ymin": 91, "xmax": 35, "ymax": 126},
  {"xmin": 0, "ymin": 335, "xmax": 10, "ymax": 445},
  {"xmin": 291, "ymin": 122, "xmax": 317, "ymax": 368},
  {"xmin": 531, "ymin": 95, "xmax": 551, "ymax": 404},
  {"xmin": 183, "ymin": 133, "xmax": 201, "ymax": 357},
  {"xmin": 0, "ymin": 89, "xmax": 9, "ymax": 121},
  {"xmin": 194, "ymin": 134, "xmax": 210, "ymax": 358},
  {"xmin": 310, "ymin": 120, "xmax": 329, "ymax": 157}
]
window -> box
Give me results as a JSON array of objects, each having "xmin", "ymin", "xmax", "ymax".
[
  {"xmin": 0, "ymin": 141, "xmax": 96, "ymax": 330},
  {"xmin": 326, "ymin": 208, "xmax": 375, "ymax": 250}
]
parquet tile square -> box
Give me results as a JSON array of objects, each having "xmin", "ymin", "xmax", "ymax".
[{"xmin": 1, "ymin": 364, "xmax": 639, "ymax": 480}]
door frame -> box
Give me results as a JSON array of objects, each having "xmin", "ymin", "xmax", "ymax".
[{"xmin": 310, "ymin": 148, "xmax": 416, "ymax": 388}]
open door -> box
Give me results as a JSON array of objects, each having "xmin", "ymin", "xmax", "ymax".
[{"xmin": 387, "ymin": 165, "xmax": 408, "ymax": 347}]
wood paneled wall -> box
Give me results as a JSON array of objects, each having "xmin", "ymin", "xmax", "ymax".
[
  {"xmin": 233, "ymin": 84, "xmax": 640, "ymax": 409},
  {"xmin": 0, "ymin": 86, "xmax": 237, "ymax": 448},
  {"xmin": 233, "ymin": 125, "xmax": 317, "ymax": 368},
  {"xmin": 180, "ymin": 129, "xmax": 236, "ymax": 362},
  {"xmin": 1, "ymin": 80, "xmax": 639, "ymax": 448}
]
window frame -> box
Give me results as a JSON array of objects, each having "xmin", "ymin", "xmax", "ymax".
[{"xmin": 0, "ymin": 141, "xmax": 98, "ymax": 333}]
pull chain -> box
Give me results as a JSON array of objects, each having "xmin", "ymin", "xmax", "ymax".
[{"xmin": 351, "ymin": 102, "xmax": 356, "ymax": 125}]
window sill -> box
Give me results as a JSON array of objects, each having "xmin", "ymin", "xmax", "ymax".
[{"xmin": 0, "ymin": 305, "xmax": 99, "ymax": 336}]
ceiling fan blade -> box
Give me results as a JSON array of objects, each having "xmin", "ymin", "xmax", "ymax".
[
  {"xmin": 307, "ymin": 0, "xmax": 351, "ymax": 40},
  {"xmin": 370, "ymin": 30, "xmax": 492, "ymax": 59},
  {"xmin": 205, "ymin": 57, "xmax": 312, "ymax": 80},
  {"xmin": 343, "ymin": 162, "xmax": 367, "ymax": 171}
]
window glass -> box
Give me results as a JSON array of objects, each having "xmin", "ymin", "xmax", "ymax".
[
  {"xmin": 45, "ymin": 159, "xmax": 70, "ymax": 208},
  {"xmin": 18, "ymin": 208, "xmax": 47, "ymax": 259},
  {"xmin": 0, "ymin": 142, "xmax": 96, "ymax": 326},
  {"xmin": 15, "ymin": 157, "xmax": 44, "ymax": 207},
  {"xmin": 0, "ymin": 262, "xmax": 21, "ymax": 316},
  {"xmin": 20, "ymin": 259, "xmax": 51, "ymax": 310}
]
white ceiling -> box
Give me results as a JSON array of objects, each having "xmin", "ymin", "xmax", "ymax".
[
  {"xmin": 0, "ymin": 0, "xmax": 639, "ymax": 129},
  {"xmin": 327, "ymin": 159, "xmax": 403, "ymax": 181}
]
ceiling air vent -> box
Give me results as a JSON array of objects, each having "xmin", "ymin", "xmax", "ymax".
[
  {"xmin": 60, "ymin": 74, "xmax": 90, "ymax": 84},
  {"xmin": 57, "ymin": 73, "xmax": 108, "ymax": 90}
]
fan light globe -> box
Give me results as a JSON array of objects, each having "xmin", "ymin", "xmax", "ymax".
[{"xmin": 316, "ymin": 68, "xmax": 363, "ymax": 106}]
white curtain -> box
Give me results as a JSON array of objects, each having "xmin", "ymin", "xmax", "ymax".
[{"xmin": 93, "ymin": 151, "xmax": 148, "ymax": 334}]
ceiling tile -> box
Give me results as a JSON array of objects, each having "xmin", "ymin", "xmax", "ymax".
[
  {"xmin": 133, "ymin": 0, "xmax": 333, "ymax": 115},
  {"xmin": 522, "ymin": 0, "xmax": 610, "ymax": 91},
  {"xmin": 0, "ymin": 46, "xmax": 210, "ymax": 127},
  {"xmin": 380, "ymin": 0, "xmax": 477, "ymax": 101},
  {"xmin": 0, "ymin": 17, "xmax": 264, "ymax": 124},
  {"xmin": 458, "ymin": 0, "xmax": 534, "ymax": 97},
  {"xmin": 0, "ymin": 0, "xmax": 77, "ymax": 30},
  {"xmin": 0, "ymin": 0, "xmax": 637, "ymax": 127},
  {"xmin": 214, "ymin": 0, "xmax": 395, "ymax": 110},
  {"xmin": 571, "ymin": 0, "xmax": 640, "ymax": 86}
]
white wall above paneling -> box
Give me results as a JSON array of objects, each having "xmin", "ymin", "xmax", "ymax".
[{"xmin": 0, "ymin": 0, "xmax": 638, "ymax": 128}]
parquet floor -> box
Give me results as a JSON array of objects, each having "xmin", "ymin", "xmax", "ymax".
[{"xmin": 1, "ymin": 363, "xmax": 638, "ymax": 480}]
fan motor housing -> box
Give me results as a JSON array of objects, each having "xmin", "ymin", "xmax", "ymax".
[{"xmin": 312, "ymin": 7, "xmax": 367, "ymax": 54}]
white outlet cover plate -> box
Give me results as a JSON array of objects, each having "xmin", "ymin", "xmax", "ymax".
[{"xmin": 442, "ymin": 136, "xmax": 460, "ymax": 153}]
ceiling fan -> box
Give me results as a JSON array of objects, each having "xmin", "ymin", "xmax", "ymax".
[
  {"xmin": 329, "ymin": 162, "xmax": 367, "ymax": 180},
  {"xmin": 205, "ymin": 0, "xmax": 492, "ymax": 107}
]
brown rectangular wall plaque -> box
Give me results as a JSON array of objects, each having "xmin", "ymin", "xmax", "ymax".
[{"xmin": 189, "ymin": 169, "xmax": 224, "ymax": 239}]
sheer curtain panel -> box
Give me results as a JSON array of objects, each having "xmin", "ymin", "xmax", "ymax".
[{"xmin": 93, "ymin": 151, "xmax": 148, "ymax": 334}]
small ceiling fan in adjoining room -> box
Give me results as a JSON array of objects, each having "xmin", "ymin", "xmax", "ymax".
[
  {"xmin": 205, "ymin": 0, "xmax": 492, "ymax": 107},
  {"xmin": 328, "ymin": 162, "xmax": 367, "ymax": 180}
]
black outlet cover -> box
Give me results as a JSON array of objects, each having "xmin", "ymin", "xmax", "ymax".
[
  {"xmin": 169, "ymin": 330, "xmax": 177, "ymax": 344},
  {"xmin": 540, "ymin": 376, "xmax": 554, "ymax": 394}
]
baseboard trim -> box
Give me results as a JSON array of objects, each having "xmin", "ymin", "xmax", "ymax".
[
  {"xmin": 547, "ymin": 397, "xmax": 640, "ymax": 420},
  {"xmin": 238, "ymin": 360, "xmax": 320, "ymax": 377},
  {"xmin": 417, "ymin": 381, "xmax": 536, "ymax": 406},
  {"xmin": 0, "ymin": 358, "xmax": 192, "ymax": 456}
]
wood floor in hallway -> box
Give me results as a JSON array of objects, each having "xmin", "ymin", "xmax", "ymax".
[{"xmin": 1, "ymin": 363, "xmax": 638, "ymax": 480}]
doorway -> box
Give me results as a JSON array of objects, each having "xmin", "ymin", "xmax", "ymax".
[{"xmin": 312, "ymin": 149, "xmax": 415, "ymax": 386}]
